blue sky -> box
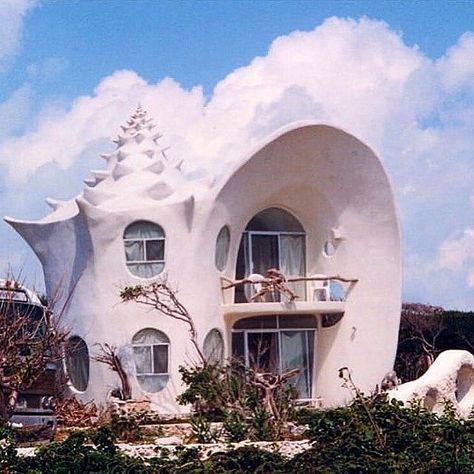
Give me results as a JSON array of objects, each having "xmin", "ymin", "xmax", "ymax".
[{"xmin": 1, "ymin": 0, "xmax": 474, "ymax": 309}]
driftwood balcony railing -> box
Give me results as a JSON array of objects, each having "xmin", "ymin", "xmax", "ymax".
[{"xmin": 220, "ymin": 269, "xmax": 358, "ymax": 305}]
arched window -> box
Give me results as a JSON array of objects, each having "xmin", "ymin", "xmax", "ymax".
[
  {"xmin": 203, "ymin": 329, "xmax": 224, "ymax": 364},
  {"xmin": 65, "ymin": 336, "xmax": 89, "ymax": 392},
  {"xmin": 132, "ymin": 328, "xmax": 169, "ymax": 392},
  {"xmin": 235, "ymin": 208, "xmax": 306, "ymax": 302},
  {"xmin": 123, "ymin": 221, "xmax": 165, "ymax": 278},
  {"xmin": 215, "ymin": 226, "xmax": 231, "ymax": 271}
]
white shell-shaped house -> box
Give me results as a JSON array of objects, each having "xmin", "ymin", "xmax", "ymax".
[{"xmin": 5, "ymin": 107, "xmax": 401, "ymax": 413}]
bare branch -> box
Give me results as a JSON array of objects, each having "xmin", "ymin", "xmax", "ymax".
[
  {"xmin": 120, "ymin": 280, "xmax": 206, "ymax": 365},
  {"xmin": 92, "ymin": 343, "xmax": 131, "ymax": 400}
]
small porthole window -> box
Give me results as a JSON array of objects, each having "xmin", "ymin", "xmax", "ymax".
[
  {"xmin": 203, "ymin": 329, "xmax": 224, "ymax": 364},
  {"xmin": 124, "ymin": 221, "xmax": 165, "ymax": 278},
  {"xmin": 215, "ymin": 226, "xmax": 231, "ymax": 271},
  {"xmin": 132, "ymin": 328, "xmax": 170, "ymax": 393},
  {"xmin": 323, "ymin": 240, "xmax": 336, "ymax": 257},
  {"xmin": 65, "ymin": 336, "xmax": 90, "ymax": 392}
]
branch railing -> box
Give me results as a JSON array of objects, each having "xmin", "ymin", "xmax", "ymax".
[{"xmin": 220, "ymin": 270, "xmax": 358, "ymax": 304}]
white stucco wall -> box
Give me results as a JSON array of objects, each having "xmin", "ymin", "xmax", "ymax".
[{"xmin": 5, "ymin": 110, "xmax": 401, "ymax": 412}]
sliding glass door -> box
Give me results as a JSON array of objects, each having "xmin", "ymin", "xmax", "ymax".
[
  {"xmin": 235, "ymin": 208, "xmax": 306, "ymax": 303},
  {"xmin": 233, "ymin": 315, "xmax": 316, "ymax": 400}
]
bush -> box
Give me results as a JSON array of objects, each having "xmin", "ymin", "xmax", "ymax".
[
  {"xmin": 0, "ymin": 389, "xmax": 472, "ymax": 473},
  {"xmin": 291, "ymin": 395, "xmax": 474, "ymax": 473},
  {"xmin": 178, "ymin": 362, "xmax": 296, "ymax": 441}
]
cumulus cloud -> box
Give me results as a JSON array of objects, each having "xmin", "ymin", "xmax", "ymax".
[
  {"xmin": 1, "ymin": 16, "xmax": 474, "ymax": 307},
  {"xmin": 0, "ymin": 84, "xmax": 32, "ymax": 137},
  {"xmin": 0, "ymin": 17, "xmax": 430, "ymax": 182},
  {"xmin": 0, "ymin": 0, "xmax": 36, "ymax": 69},
  {"xmin": 439, "ymin": 229, "xmax": 474, "ymax": 271}
]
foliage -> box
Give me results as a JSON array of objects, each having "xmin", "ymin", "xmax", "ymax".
[
  {"xmin": 0, "ymin": 283, "xmax": 67, "ymax": 421},
  {"xmin": 105, "ymin": 412, "xmax": 144, "ymax": 443},
  {"xmin": 178, "ymin": 361, "xmax": 296, "ymax": 441},
  {"xmin": 0, "ymin": 396, "xmax": 472, "ymax": 473},
  {"xmin": 222, "ymin": 409, "xmax": 249, "ymax": 442},
  {"xmin": 291, "ymin": 396, "xmax": 474, "ymax": 473},
  {"xmin": 188, "ymin": 413, "xmax": 219, "ymax": 443},
  {"xmin": 102, "ymin": 409, "xmax": 163, "ymax": 443},
  {"xmin": 120, "ymin": 281, "xmax": 206, "ymax": 364},
  {"xmin": 204, "ymin": 446, "xmax": 287, "ymax": 473},
  {"xmin": 396, "ymin": 303, "xmax": 474, "ymax": 381}
]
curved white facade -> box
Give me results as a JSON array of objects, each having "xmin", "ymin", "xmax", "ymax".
[{"xmin": 5, "ymin": 108, "xmax": 401, "ymax": 412}]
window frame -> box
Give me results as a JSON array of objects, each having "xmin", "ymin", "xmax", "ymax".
[
  {"xmin": 244, "ymin": 229, "xmax": 306, "ymax": 277},
  {"xmin": 203, "ymin": 328, "xmax": 225, "ymax": 364},
  {"xmin": 132, "ymin": 340, "xmax": 170, "ymax": 377},
  {"xmin": 65, "ymin": 335, "xmax": 90, "ymax": 393},
  {"xmin": 215, "ymin": 225, "xmax": 231, "ymax": 271},
  {"xmin": 123, "ymin": 221, "xmax": 165, "ymax": 277},
  {"xmin": 232, "ymin": 315, "xmax": 316, "ymax": 401}
]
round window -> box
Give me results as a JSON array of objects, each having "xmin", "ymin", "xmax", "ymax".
[
  {"xmin": 123, "ymin": 221, "xmax": 165, "ymax": 278},
  {"xmin": 65, "ymin": 336, "xmax": 90, "ymax": 392},
  {"xmin": 132, "ymin": 328, "xmax": 170, "ymax": 393},
  {"xmin": 323, "ymin": 240, "xmax": 336, "ymax": 257}
]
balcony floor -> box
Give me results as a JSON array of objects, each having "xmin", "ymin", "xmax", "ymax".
[{"xmin": 221, "ymin": 300, "xmax": 345, "ymax": 318}]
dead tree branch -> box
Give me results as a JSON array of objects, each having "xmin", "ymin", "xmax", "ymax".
[
  {"xmin": 0, "ymin": 281, "xmax": 68, "ymax": 420},
  {"xmin": 120, "ymin": 281, "xmax": 206, "ymax": 365},
  {"xmin": 92, "ymin": 343, "xmax": 131, "ymax": 400},
  {"xmin": 221, "ymin": 273, "xmax": 358, "ymax": 291},
  {"xmin": 251, "ymin": 368, "xmax": 300, "ymax": 420}
]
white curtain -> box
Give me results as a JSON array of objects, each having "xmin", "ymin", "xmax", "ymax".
[
  {"xmin": 280, "ymin": 331, "xmax": 313, "ymax": 399},
  {"xmin": 280, "ymin": 235, "xmax": 305, "ymax": 299},
  {"xmin": 127, "ymin": 262, "xmax": 164, "ymax": 278},
  {"xmin": 136, "ymin": 374, "xmax": 168, "ymax": 393},
  {"xmin": 132, "ymin": 329, "xmax": 169, "ymax": 392},
  {"xmin": 124, "ymin": 221, "xmax": 164, "ymax": 239},
  {"xmin": 203, "ymin": 329, "xmax": 224, "ymax": 364},
  {"xmin": 124, "ymin": 222, "xmax": 165, "ymax": 278},
  {"xmin": 124, "ymin": 240, "xmax": 144, "ymax": 261},
  {"xmin": 133, "ymin": 346, "xmax": 152, "ymax": 374}
]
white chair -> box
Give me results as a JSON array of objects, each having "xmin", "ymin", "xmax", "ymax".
[
  {"xmin": 246, "ymin": 273, "xmax": 266, "ymax": 302},
  {"xmin": 309, "ymin": 274, "xmax": 330, "ymax": 301}
]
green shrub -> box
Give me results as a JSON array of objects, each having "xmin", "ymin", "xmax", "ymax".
[
  {"xmin": 1, "ymin": 394, "xmax": 472, "ymax": 473},
  {"xmin": 178, "ymin": 362, "xmax": 296, "ymax": 441},
  {"xmin": 291, "ymin": 395, "xmax": 474, "ymax": 473},
  {"xmin": 204, "ymin": 446, "xmax": 287, "ymax": 473},
  {"xmin": 189, "ymin": 413, "xmax": 218, "ymax": 443}
]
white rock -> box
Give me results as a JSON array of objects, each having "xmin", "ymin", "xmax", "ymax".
[{"xmin": 389, "ymin": 349, "xmax": 474, "ymax": 417}]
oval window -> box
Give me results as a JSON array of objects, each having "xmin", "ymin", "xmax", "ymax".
[
  {"xmin": 123, "ymin": 221, "xmax": 165, "ymax": 278},
  {"xmin": 215, "ymin": 226, "xmax": 231, "ymax": 271},
  {"xmin": 203, "ymin": 329, "xmax": 224, "ymax": 364},
  {"xmin": 323, "ymin": 240, "xmax": 336, "ymax": 257},
  {"xmin": 132, "ymin": 328, "xmax": 170, "ymax": 393},
  {"xmin": 65, "ymin": 336, "xmax": 90, "ymax": 392}
]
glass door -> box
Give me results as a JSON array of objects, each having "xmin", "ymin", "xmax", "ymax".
[
  {"xmin": 250, "ymin": 233, "xmax": 279, "ymax": 301},
  {"xmin": 246, "ymin": 331, "xmax": 279, "ymax": 372},
  {"xmin": 280, "ymin": 330, "xmax": 314, "ymax": 399}
]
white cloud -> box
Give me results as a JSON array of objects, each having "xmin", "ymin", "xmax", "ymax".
[
  {"xmin": 1, "ymin": 16, "xmax": 474, "ymax": 308},
  {"xmin": 439, "ymin": 229, "xmax": 474, "ymax": 271},
  {"xmin": 0, "ymin": 17, "xmax": 430, "ymax": 182},
  {"xmin": 0, "ymin": 84, "xmax": 32, "ymax": 137},
  {"xmin": 0, "ymin": 0, "xmax": 36, "ymax": 69},
  {"xmin": 438, "ymin": 32, "xmax": 474, "ymax": 93},
  {"xmin": 26, "ymin": 57, "xmax": 69, "ymax": 81}
]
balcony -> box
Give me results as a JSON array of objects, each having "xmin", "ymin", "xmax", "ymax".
[{"xmin": 220, "ymin": 272, "xmax": 358, "ymax": 319}]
